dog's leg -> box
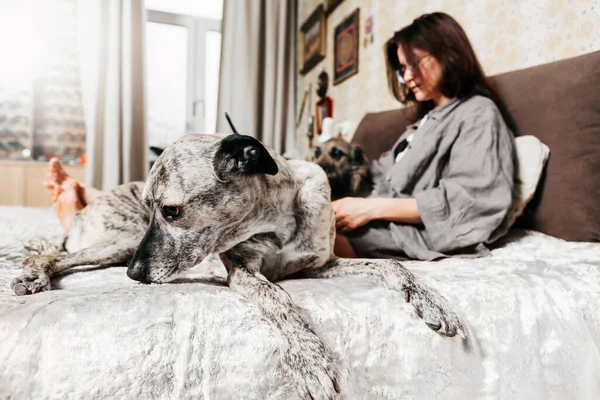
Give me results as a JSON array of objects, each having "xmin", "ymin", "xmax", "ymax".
[
  {"xmin": 221, "ymin": 243, "xmax": 341, "ymax": 400},
  {"xmin": 11, "ymin": 239, "xmax": 138, "ymax": 296},
  {"xmin": 295, "ymin": 258, "xmax": 466, "ymax": 339}
]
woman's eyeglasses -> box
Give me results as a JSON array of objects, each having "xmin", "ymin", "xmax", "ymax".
[{"xmin": 396, "ymin": 54, "xmax": 431, "ymax": 85}]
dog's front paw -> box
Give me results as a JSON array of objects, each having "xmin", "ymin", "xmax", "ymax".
[
  {"xmin": 299, "ymin": 361, "xmax": 340, "ymax": 400},
  {"xmin": 11, "ymin": 272, "xmax": 51, "ymax": 296},
  {"xmin": 406, "ymin": 283, "xmax": 466, "ymax": 339},
  {"xmin": 11, "ymin": 254, "xmax": 57, "ymax": 296},
  {"xmin": 284, "ymin": 335, "xmax": 341, "ymax": 400}
]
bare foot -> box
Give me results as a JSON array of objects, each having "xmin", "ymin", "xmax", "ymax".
[
  {"xmin": 54, "ymin": 182, "xmax": 85, "ymax": 231},
  {"xmin": 48, "ymin": 157, "xmax": 72, "ymax": 186},
  {"xmin": 43, "ymin": 157, "xmax": 104, "ymax": 205},
  {"xmin": 44, "ymin": 157, "xmax": 80, "ymax": 199}
]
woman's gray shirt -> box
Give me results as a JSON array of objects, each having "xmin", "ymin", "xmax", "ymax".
[{"xmin": 348, "ymin": 95, "xmax": 516, "ymax": 261}]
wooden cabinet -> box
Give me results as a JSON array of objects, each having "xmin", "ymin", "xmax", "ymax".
[
  {"xmin": 0, "ymin": 164, "xmax": 26, "ymax": 206},
  {"xmin": 0, "ymin": 161, "xmax": 85, "ymax": 207}
]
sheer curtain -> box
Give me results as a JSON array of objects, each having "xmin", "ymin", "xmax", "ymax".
[
  {"xmin": 77, "ymin": 0, "xmax": 147, "ymax": 191},
  {"xmin": 216, "ymin": 0, "xmax": 296, "ymax": 155}
]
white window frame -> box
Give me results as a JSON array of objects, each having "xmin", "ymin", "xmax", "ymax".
[{"xmin": 147, "ymin": 10, "xmax": 221, "ymax": 133}]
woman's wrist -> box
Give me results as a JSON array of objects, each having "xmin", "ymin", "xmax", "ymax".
[
  {"xmin": 361, "ymin": 198, "xmax": 380, "ymax": 221},
  {"xmin": 368, "ymin": 197, "xmax": 422, "ymax": 224},
  {"xmin": 367, "ymin": 198, "xmax": 384, "ymax": 220}
]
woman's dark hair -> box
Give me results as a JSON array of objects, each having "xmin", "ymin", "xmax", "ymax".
[{"xmin": 385, "ymin": 12, "xmax": 503, "ymax": 119}]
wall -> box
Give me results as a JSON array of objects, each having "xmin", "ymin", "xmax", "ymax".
[{"xmin": 295, "ymin": 0, "xmax": 600, "ymax": 156}]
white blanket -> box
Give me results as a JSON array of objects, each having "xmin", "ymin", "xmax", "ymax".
[{"xmin": 1, "ymin": 206, "xmax": 600, "ymax": 399}]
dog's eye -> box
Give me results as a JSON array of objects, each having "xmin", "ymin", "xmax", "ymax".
[
  {"xmin": 162, "ymin": 205, "xmax": 181, "ymax": 220},
  {"xmin": 314, "ymin": 146, "xmax": 321, "ymax": 158},
  {"xmin": 330, "ymin": 147, "xmax": 342, "ymax": 160}
]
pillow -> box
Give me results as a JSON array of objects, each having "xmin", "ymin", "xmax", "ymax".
[{"xmin": 506, "ymin": 135, "xmax": 550, "ymax": 228}]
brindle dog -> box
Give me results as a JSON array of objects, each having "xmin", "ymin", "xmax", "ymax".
[{"xmin": 11, "ymin": 119, "xmax": 466, "ymax": 399}]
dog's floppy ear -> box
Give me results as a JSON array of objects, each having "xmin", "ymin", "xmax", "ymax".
[
  {"xmin": 213, "ymin": 134, "xmax": 279, "ymax": 179},
  {"xmin": 351, "ymin": 145, "xmax": 366, "ymax": 165}
]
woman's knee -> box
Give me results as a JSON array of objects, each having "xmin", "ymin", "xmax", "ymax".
[{"xmin": 334, "ymin": 233, "xmax": 359, "ymax": 258}]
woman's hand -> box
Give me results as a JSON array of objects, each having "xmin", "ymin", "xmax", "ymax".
[
  {"xmin": 332, "ymin": 197, "xmax": 375, "ymax": 232},
  {"xmin": 332, "ymin": 197, "xmax": 422, "ymax": 232}
]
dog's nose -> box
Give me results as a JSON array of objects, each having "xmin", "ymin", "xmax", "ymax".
[{"xmin": 127, "ymin": 263, "xmax": 149, "ymax": 283}]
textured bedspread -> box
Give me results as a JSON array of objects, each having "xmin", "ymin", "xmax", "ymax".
[{"xmin": 1, "ymin": 206, "xmax": 600, "ymax": 399}]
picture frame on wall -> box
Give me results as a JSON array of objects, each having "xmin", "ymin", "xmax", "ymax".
[
  {"xmin": 324, "ymin": 0, "xmax": 345, "ymax": 16},
  {"xmin": 333, "ymin": 8, "xmax": 360, "ymax": 85},
  {"xmin": 300, "ymin": 4, "xmax": 326, "ymax": 75}
]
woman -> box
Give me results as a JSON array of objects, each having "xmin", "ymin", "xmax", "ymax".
[{"xmin": 333, "ymin": 12, "xmax": 515, "ymax": 260}]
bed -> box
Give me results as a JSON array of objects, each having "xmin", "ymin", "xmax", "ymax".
[
  {"xmin": 1, "ymin": 205, "xmax": 600, "ymax": 399},
  {"xmin": 1, "ymin": 53, "xmax": 599, "ymax": 399}
]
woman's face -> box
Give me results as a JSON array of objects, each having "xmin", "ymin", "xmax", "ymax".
[{"xmin": 397, "ymin": 47, "xmax": 447, "ymax": 105}]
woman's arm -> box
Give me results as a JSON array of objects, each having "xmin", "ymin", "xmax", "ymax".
[
  {"xmin": 332, "ymin": 197, "xmax": 421, "ymax": 232},
  {"xmin": 369, "ymin": 197, "xmax": 422, "ymax": 224}
]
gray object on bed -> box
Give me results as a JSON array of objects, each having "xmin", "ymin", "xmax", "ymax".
[{"xmin": 1, "ymin": 52, "xmax": 600, "ymax": 398}]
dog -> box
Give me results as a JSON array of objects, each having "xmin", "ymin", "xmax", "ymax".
[
  {"xmin": 312, "ymin": 135, "xmax": 373, "ymax": 200},
  {"xmin": 12, "ymin": 121, "xmax": 465, "ymax": 399}
]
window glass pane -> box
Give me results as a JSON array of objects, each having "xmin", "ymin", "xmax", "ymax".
[
  {"xmin": 146, "ymin": 22, "xmax": 187, "ymax": 151},
  {"xmin": 0, "ymin": 0, "xmax": 86, "ymax": 162},
  {"xmin": 0, "ymin": 0, "xmax": 36, "ymax": 160},
  {"xmin": 146, "ymin": 0, "xmax": 223, "ymax": 19},
  {"xmin": 205, "ymin": 31, "xmax": 221, "ymax": 134}
]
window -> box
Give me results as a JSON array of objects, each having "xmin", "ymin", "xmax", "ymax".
[
  {"xmin": 146, "ymin": 21, "xmax": 188, "ymax": 150},
  {"xmin": 0, "ymin": 0, "xmax": 86, "ymax": 162},
  {"xmin": 0, "ymin": 1, "xmax": 223, "ymax": 162},
  {"xmin": 145, "ymin": 1, "xmax": 223, "ymax": 157}
]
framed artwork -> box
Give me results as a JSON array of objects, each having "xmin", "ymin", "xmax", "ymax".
[
  {"xmin": 324, "ymin": 0, "xmax": 344, "ymax": 16},
  {"xmin": 300, "ymin": 5, "xmax": 326, "ymax": 75},
  {"xmin": 333, "ymin": 8, "xmax": 360, "ymax": 85}
]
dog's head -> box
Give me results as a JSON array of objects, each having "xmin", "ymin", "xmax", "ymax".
[
  {"xmin": 127, "ymin": 133, "xmax": 278, "ymax": 283},
  {"xmin": 312, "ymin": 136, "xmax": 371, "ymax": 200}
]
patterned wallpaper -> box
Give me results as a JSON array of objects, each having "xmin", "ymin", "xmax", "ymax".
[{"xmin": 294, "ymin": 0, "xmax": 600, "ymax": 156}]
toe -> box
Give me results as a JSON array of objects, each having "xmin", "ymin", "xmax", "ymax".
[
  {"xmin": 31, "ymin": 282, "xmax": 50, "ymax": 294},
  {"xmin": 425, "ymin": 321, "xmax": 441, "ymax": 331},
  {"xmin": 443, "ymin": 329, "xmax": 457, "ymax": 338},
  {"xmin": 11, "ymin": 277, "xmax": 30, "ymax": 296},
  {"xmin": 48, "ymin": 157, "xmax": 67, "ymax": 183},
  {"xmin": 51, "ymin": 186, "xmax": 64, "ymax": 203},
  {"xmin": 440, "ymin": 319, "xmax": 461, "ymax": 338},
  {"xmin": 441, "ymin": 319, "xmax": 448, "ymax": 334},
  {"xmin": 48, "ymin": 158, "xmax": 59, "ymax": 175},
  {"xmin": 14, "ymin": 283, "xmax": 30, "ymax": 296}
]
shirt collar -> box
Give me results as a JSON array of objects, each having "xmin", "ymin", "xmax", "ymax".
[
  {"xmin": 406, "ymin": 97, "xmax": 461, "ymax": 131},
  {"xmin": 427, "ymin": 97, "xmax": 461, "ymax": 121}
]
